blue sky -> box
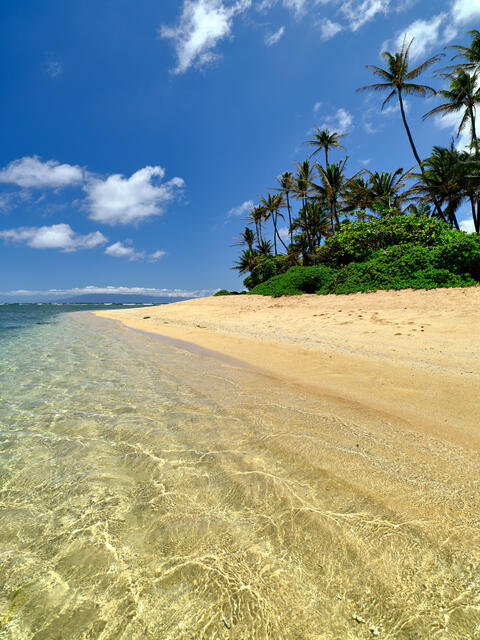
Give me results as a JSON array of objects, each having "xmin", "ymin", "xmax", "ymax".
[{"xmin": 1, "ymin": 0, "xmax": 479, "ymax": 299}]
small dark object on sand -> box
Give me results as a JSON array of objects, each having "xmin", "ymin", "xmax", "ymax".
[{"xmin": 143, "ymin": 316, "xmax": 151, "ymax": 319}]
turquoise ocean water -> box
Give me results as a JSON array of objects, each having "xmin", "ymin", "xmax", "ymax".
[{"xmin": 1, "ymin": 305, "xmax": 479, "ymax": 639}]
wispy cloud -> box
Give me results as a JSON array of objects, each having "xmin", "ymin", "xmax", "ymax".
[
  {"xmin": 227, "ymin": 199, "xmax": 253, "ymax": 217},
  {"xmin": 85, "ymin": 166, "xmax": 184, "ymax": 226},
  {"xmin": 318, "ymin": 18, "xmax": 342, "ymax": 41},
  {"xmin": 160, "ymin": 0, "xmax": 251, "ymax": 74},
  {"xmin": 105, "ymin": 241, "xmax": 166, "ymax": 262},
  {"xmin": 315, "ymin": 107, "xmax": 353, "ymax": 134},
  {"xmin": 0, "ymin": 224, "xmax": 107, "ymax": 251},
  {"xmin": 265, "ymin": 26, "xmax": 285, "ymax": 46},
  {"xmin": 386, "ymin": 14, "xmax": 447, "ymax": 61},
  {"xmin": 341, "ymin": 0, "xmax": 390, "ymax": 32}
]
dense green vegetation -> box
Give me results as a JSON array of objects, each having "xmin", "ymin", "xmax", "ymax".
[
  {"xmin": 226, "ymin": 32, "xmax": 480, "ymax": 297},
  {"xmin": 250, "ymin": 215, "xmax": 480, "ymax": 296}
]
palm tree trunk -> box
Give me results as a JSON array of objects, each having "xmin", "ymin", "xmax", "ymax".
[
  {"xmin": 398, "ymin": 89, "xmax": 444, "ymax": 219},
  {"xmin": 397, "ymin": 90, "xmax": 423, "ymax": 169},
  {"xmin": 286, "ymin": 192, "xmax": 293, "ymax": 244},
  {"xmin": 325, "ymin": 148, "xmax": 329, "ymax": 168},
  {"xmin": 272, "ymin": 212, "xmax": 277, "ymax": 255},
  {"xmin": 468, "ymin": 105, "xmax": 478, "ymax": 149}
]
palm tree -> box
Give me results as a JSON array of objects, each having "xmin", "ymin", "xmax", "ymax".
[
  {"xmin": 234, "ymin": 226, "xmax": 255, "ymax": 251},
  {"xmin": 358, "ymin": 38, "xmax": 443, "ymax": 172},
  {"xmin": 311, "ymin": 159, "xmax": 348, "ymax": 233},
  {"xmin": 260, "ymin": 193, "xmax": 287, "ymax": 255},
  {"xmin": 306, "ymin": 127, "xmax": 347, "ymax": 167},
  {"xmin": 365, "ymin": 168, "xmax": 412, "ymax": 213},
  {"xmin": 247, "ymin": 205, "xmax": 266, "ymax": 243},
  {"xmin": 233, "ymin": 248, "xmax": 256, "ymax": 274},
  {"xmin": 446, "ymin": 29, "xmax": 480, "ymax": 74},
  {"xmin": 459, "ymin": 150, "xmax": 480, "ymax": 234},
  {"xmin": 276, "ymin": 171, "xmax": 295, "ymax": 244},
  {"xmin": 411, "ymin": 145, "xmax": 463, "ymax": 230},
  {"xmin": 255, "ymin": 238, "xmax": 274, "ymax": 256},
  {"xmin": 423, "ymin": 70, "xmax": 480, "ymax": 148},
  {"xmin": 293, "ymin": 160, "xmax": 315, "ymax": 207},
  {"xmin": 343, "ymin": 175, "xmax": 373, "ymax": 215}
]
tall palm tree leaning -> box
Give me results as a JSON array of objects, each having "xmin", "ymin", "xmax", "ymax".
[
  {"xmin": 306, "ymin": 127, "xmax": 347, "ymax": 167},
  {"xmin": 423, "ymin": 70, "xmax": 480, "ymax": 149},
  {"xmin": 357, "ymin": 38, "xmax": 443, "ymax": 174},
  {"xmin": 276, "ymin": 172, "xmax": 294, "ymax": 244}
]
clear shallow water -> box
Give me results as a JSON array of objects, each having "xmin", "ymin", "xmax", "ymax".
[{"xmin": 1, "ymin": 307, "xmax": 480, "ymax": 639}]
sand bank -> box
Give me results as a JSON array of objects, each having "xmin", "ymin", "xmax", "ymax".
[{"xmin": 95, "ymin": 287, "xmax": 480, "ymax": 450}]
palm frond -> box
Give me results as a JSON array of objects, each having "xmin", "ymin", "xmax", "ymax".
[
  {"xmin": 406, "ymin": 53, "xmax": 444, "ymax": 80},
  {"xmin": 357, "ymin": 82, "xmax": 396, "ymax": 93},
  {"xmin": 381, "ymin": 89, "xmax": 397, "ymax": 110}
]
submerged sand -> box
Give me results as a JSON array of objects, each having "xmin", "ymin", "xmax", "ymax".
[
  {"xmin": 96, "ymin": 287, "xmax": 480, "ymax": 450},
  {"xmin": 91, "ymin": 288, "xmax": 480, "ymax": 638}
]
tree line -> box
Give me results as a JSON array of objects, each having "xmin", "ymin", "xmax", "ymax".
[{"xmin": 234, "ymin": 31, "xmax": 480, "ymax": 277}]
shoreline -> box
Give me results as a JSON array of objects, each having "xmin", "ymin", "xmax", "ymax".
[{"xmin": 94, "ymin": 287, "xmax": 480, "ymax": 451}]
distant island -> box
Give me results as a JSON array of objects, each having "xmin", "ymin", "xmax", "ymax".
[{"xmin": 61, "ymin": 294, "xmax": 192, "ymax": 305}]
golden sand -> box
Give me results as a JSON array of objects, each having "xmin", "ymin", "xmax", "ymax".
[{"xmin": 95, "ymin": 287, "xmax": 480, "ymax": 450}]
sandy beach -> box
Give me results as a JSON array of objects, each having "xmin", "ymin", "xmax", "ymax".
[
  {"xmin": 96, "ymin": 287, "xmax": 480, "ymax": 450},
  {"xmin": 91, "ymin": 289, "xmax": 480, "ymax": 636}
]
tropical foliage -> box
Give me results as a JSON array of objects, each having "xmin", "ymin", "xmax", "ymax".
[{"xmin": 229, "ymin": 30, "xmax": 480, "ymax": 296}]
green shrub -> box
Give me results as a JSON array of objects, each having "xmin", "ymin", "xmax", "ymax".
[
  {"xmin": 319, "ymin": 214, "xmax": 452, "ymax": 267},
  {"xmin": 214, "ymin": 289, "xmax": 234, "ymax": 296},
  {"xmin": 330, "ymin": 244, "xmax": 476, "ymax": 294},
  {"xmin": 250, "ymin": 265, "xmax": 336, "ymax": 296},
  {"xmin": 243, "ymin": 215, "xmax": 480, "ymax": 297},
  {"xmin": 243, "ymin": 255, "xmax": 291, "ymax": 290},
  {"xmin": 432, "ymin": 231, "xmax": 480, "ymax": 279}
]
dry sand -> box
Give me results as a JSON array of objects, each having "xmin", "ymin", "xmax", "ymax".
[{"xmin": 95, "ymin": 287, "xmax": 480, "ymax": 450}]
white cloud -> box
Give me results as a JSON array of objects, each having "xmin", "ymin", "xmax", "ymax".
[
  {"xmin": 105, "ymin": 241, "xmax": 139, "ymax": 260},
  {"xmin": 341, "ymin": 0, "xmax": 390, "ymax": 32},
  {"xmin": 460, "ymin": 218, "xmax": 476, "ymax": 233},
  {"xmin": 313, "ymin": 101, "xmax": 322, "ymax": 113},
  {"xmin": 150, "ymin": 250, "xmax": 167, "ymax": 261},
  {"xmin": 265, "ymin": 26, "xmax": 285, "ymax": 45},
  {"xmin": 318, "ymin": 18, "xmax": 342, "ymax": 41},
  {"xmin": 105, "ymin": 241, "xmax": 166, "ymax": 262},
  {"xmin": 316, "ymin": 107, "xmax": 353, "ymax": 133},
  {"xmin": 390, "ymin": 14, "xmax": 446, "ymax": 61},
  {"xmin": 160, "ymin": 0, "xmax": 251, "ymax": 74},
  {"xmin": 451, "ymin": 0, "xmax": 480, "ymax": 24},
  {"xmin": 0, "ymin": 285, "xmax": 215, "ymax": 299},
  {"xmin": 0, "ymin": 224, "xmax": 107, "ymax": 251},
  {"xmin": 0, "ymin": 156, "xmax": 84, "ymax": 189},
  {"xmin": 227, "ymin": 199, "xmax": 254, "ymax": 217},
  {"xmin": 85, "ymin": 166, "xmax": 184, "ymax": 226}
]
